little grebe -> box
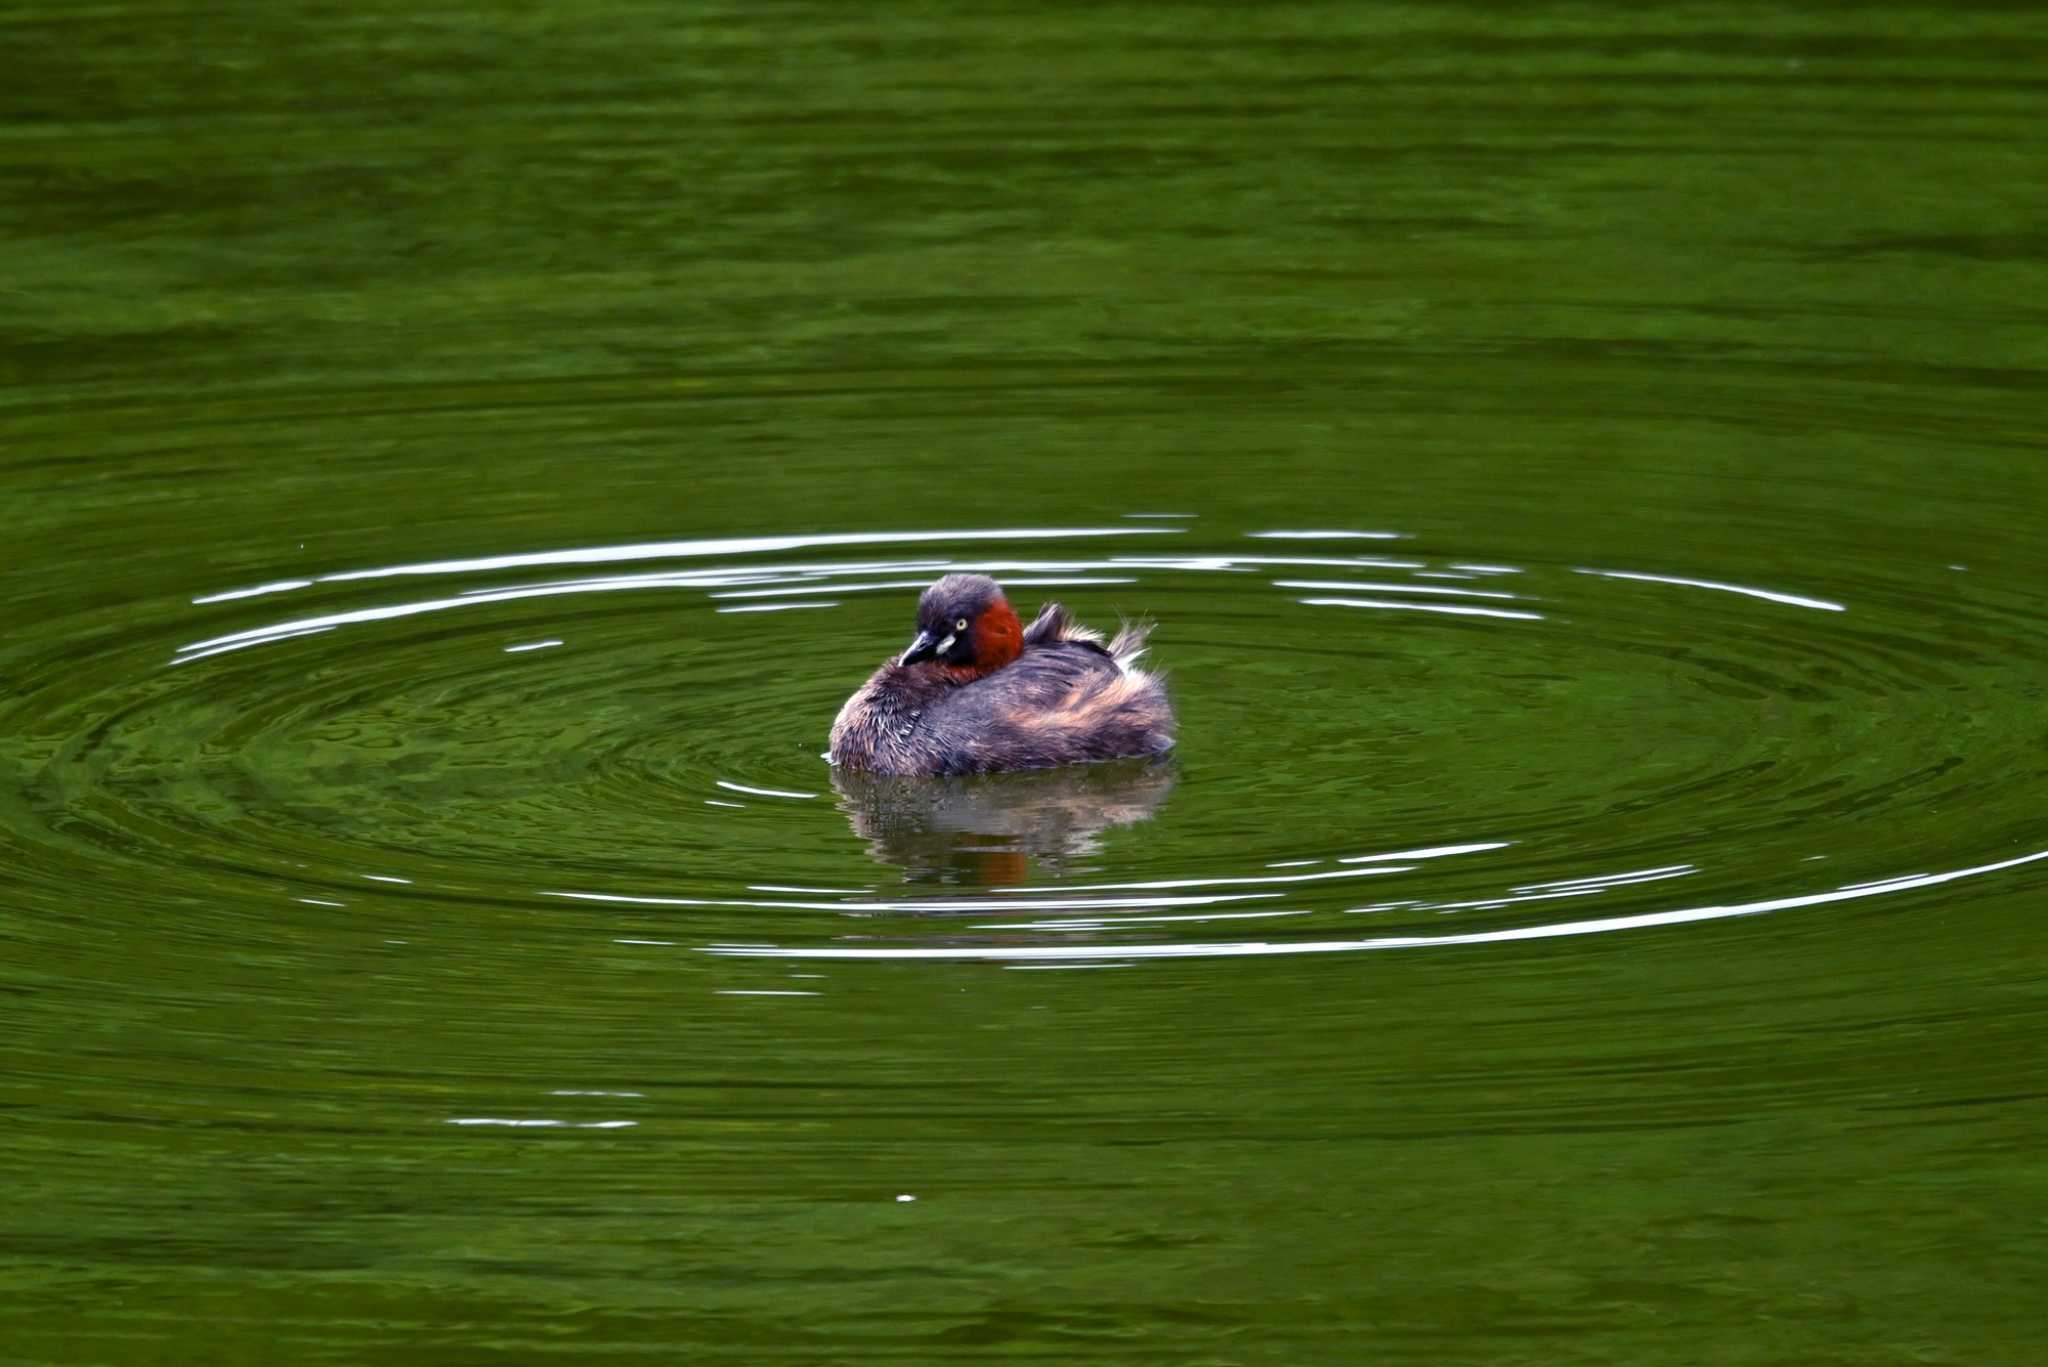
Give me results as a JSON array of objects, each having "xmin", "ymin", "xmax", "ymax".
[{"xmin": 828, "ymin": 574, "xmax": 1176, "ymax": 776}]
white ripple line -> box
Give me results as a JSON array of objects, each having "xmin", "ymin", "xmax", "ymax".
[
  {"xmin": 318, "ymin": 528, "xmax": 1180, "ymax": 583},
  {"xmin": 447, "ymin": 1118, "xmax": 638, "ymax": 1129},
  {"xmin": 176, "ymin": 580, "xmax": 679, "ymax": 659},
  {"xmin": 1298, "ymin": 597, "xmax": 1546, "ymax": 622},
  {"xmin": 192, "ymin": 578, "xmax": 314, "ymax": 604},
  {"xmin": 988, "ymin": 867, "xmax": 1411, "ymax": 894},
  {"xmin": 1249, "ymin": 530, "xmax": 1405, "ymax": 540},
  {"xmin": 1122, "ymin": 554, "xmax": 1425, "ymax": 571},
  {"xmin": 1514, "ymin": 864, "xmax": 1696, "ymax": 892},
  {"xmin": 1420, "ymin": 887, "xmax": 1608, "ymax": 911},
  {"xmin": 172, "ymin": 623, "xmax": 336, "ymax": 664},
  {"xmin": 1576, "ymin": 568, "xmax": 1845, "ymax": 612},
  {"xmin": 1274, "ymin": 578, "xmax": 1521, "ymax": 601},
  {"xmin": 467, "ymin": 570, "xmax": 795, "ymax": 596},
  {"xmin": 455, "ymin": 556, "xmax": 1150, "ymax": 596},
  {"xmin": 716, "ymin": 780, "xmax": 818, "ymax": 800},
  {"xmin": 174, "ymin": 540, "xmax": 1178, "ymax": 661},
  {"xmin": 715, "ymin": 601, "xmax": 839, "ymax": 613},
  {"xmin": 1338, "ymin": 842, "xmax": 1511, "ymax": 864},
  {"xmin": 691, "ymin": 846, "xmax": 2048, "ymax": 962},
  {"xmin": 973, "ymin": 909, "xmax": 1313, "ymax": 931}
]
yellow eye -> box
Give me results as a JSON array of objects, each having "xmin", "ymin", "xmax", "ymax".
[{"xmin": 955, "ymin": 617, "xmax": 968, "ymax": 631}]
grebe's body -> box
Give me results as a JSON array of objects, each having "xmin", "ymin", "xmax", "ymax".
[{"xmin": 828, "ymin": 575, "xmax": 1175, "ymax": 776}]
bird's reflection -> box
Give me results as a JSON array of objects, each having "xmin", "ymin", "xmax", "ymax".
[{"xmin": 830, "ymin": 761, "xmax": 1175, "ymax": 884}]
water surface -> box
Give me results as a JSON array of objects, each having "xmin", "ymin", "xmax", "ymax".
[{"xmin": 5, "ymin": 3, "xmax": 2048, "ymax": 1363}]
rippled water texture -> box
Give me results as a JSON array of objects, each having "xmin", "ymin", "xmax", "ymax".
[{"xmin": 7, "ymin": 4, "xmax": 2048, "ymax": 1364}]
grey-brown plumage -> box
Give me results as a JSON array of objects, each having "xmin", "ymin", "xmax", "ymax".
[{"xmin": 828, "ymin": 576, "xmax": 1176, "ymax": 776}]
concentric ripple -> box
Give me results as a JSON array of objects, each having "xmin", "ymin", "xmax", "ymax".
[{"xmin": 9, "ymin": 520, "xmax": 2046, "ymax": 977}]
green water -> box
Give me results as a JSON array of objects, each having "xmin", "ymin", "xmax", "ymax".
[{"xmin": 6, "ymin": 3, "xmax": 2048, "ymax": 1363}]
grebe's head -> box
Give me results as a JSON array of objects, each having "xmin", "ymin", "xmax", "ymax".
[{"xmin": 898, "ymin": 573, "xmax": 1023, "ymax": 674}]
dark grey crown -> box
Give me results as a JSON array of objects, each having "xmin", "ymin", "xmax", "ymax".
[{"xmin": 916, "ymin": 574, "xmax": 1005, "ymax": 631}]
